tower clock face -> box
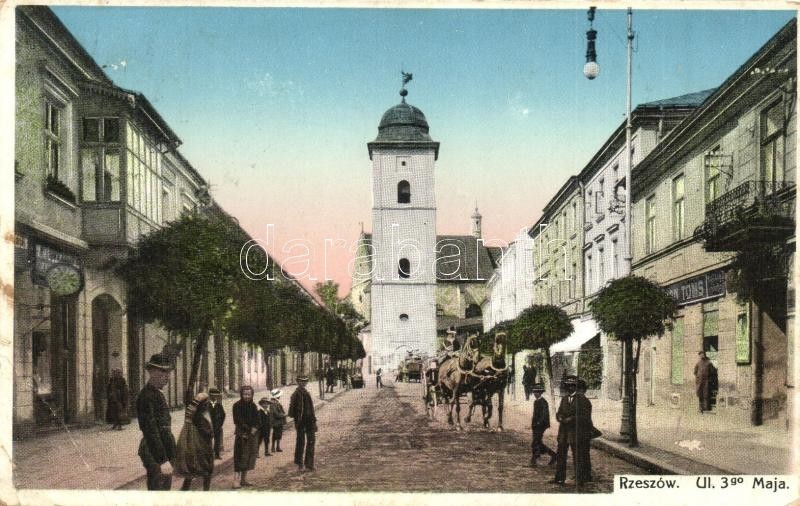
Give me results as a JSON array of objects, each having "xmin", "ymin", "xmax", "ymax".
[{"xmin": 46, "ymin": 263, "xmax": 82, "ymax": 296}]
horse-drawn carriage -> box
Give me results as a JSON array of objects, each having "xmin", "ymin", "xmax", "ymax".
[{"xmin": 421, "ymin": 332, "xmax": 510, "ymax": 431}]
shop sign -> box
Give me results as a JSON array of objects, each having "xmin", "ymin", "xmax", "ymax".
[
  {"xmin": 33, "ymin": 243, "xmax": 82, "ymax": 291},
  {"xmin": 665, "ymin": 269, "xmax": 726, "ymax": 306}
]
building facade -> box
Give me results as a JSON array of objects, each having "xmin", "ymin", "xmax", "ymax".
[{"xmin": 631, "ymin": 19, "xmax": 796, "ymax": 427}]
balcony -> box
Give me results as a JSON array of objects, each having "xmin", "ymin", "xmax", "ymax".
[{"xmin": 695, "ymin": 180, "xmax": 795, "ymax": 252}]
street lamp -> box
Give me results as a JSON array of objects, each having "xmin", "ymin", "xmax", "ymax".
[
  {"xmin": 583, "ymin": 6, "xmax": 637, "ymax": 443},
  {"xmin": 583, "ymin": 7, "xmax": 599, "ymax": 80}
]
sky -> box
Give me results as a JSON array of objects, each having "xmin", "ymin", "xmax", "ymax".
[{"xmin": 51, "ymin": 5, "xmax": 796, "ymax": 297}]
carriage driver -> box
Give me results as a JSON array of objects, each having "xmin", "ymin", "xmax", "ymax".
[{"xmin": 437, "ymin": 326, "xmax": 461, "ymax": 364}]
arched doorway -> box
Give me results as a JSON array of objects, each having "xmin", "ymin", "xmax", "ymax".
[{"xmin": 92, "ymin": 294, "xmax": 123, "ymax": 422}]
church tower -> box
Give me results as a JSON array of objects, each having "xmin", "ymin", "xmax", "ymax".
[{"xmin": 367, "ymin": 77, "xmax": 439, "ymax": 371}]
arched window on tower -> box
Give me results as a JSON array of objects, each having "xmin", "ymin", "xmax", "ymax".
[
  {"xmin": 465, "ymin": 304, "xmax": 482, "ymax": 319},
  {"xmin": 398, "ymin": 258, "xmax": 411, "ymax": 279},
  {"xmin": 397, "ymin": 180, "xmax": 411, "ymax": 204}
]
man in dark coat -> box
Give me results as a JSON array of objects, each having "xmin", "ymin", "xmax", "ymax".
[
  {"xmin": 550, "ymin": 375, "xmax": 593, "ymax": 485},
  {"xmin": 136, "ymin": 353, "xmax": 176, "ymax": 491},
  {"xmin": 522, "ymin": 363, "xmax": 536, "ymax": 401},
  {"xmin": 106, "ymin": 369, "xmax": 129, "ymax": 430},
  {"xmin": 288, "ymin": 375, "xmax": 317, "ymax": 472},
  {"xmin": 530, "ymin": 384, "xmax": 557, "ymax": 467},
  {"xmin": 694, "ymin": 352, "xmax": 716, "ymax": 413},
  {"xmin": 208, "ymin": 387, "xmax": 226, "ymax": 459},
  {"xmin": 325, "ymin": 367, "xmax": 335, "ymax": 393}
]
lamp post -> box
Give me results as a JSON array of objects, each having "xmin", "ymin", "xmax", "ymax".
[{"xmin": 584, "ymin": 6, "xmax": 637, "ymax": 442}]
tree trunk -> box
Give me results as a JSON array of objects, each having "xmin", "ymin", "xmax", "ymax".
[
  {"xmin": 545, "ymin": 347, "xmax": 556, "ymax": 404},
  {"xmin": 619, "ymin": 338, "xmax": 639, "ymax": 447},
  {"xmin": 213, "ymin": 332, "xmax": 225, "ymax": 392},
  {"xmin": 629, "ymin": 338, "xmax": 642, "ymax": 447},
  {"xmin": 265, "ymin": 352, "xmax": 273, "ymax": 391},
  {"xmin": 318, "ymin": 352, "xmax": 325, "ymax": 400},
  {"xmin": 300, "ymin": 352, "xmax": 306, "ymax": 376},
  {"xmin": 184, "ymin": 326, "xmax": 210, "ymax": 405}
]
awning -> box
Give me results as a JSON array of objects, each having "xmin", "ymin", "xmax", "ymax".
[{"xmin": 549, "ymin": 318, "xmax": 600, "ymax": 354}]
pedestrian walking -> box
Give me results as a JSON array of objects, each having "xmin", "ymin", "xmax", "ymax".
[
  {"xmin": 694, "ymin": 351, "xmax": 717, "ymax": 413},
  {"xmin": 376, "ymin": 368, "xmax": 383, "ymax": 389},
  {"xmin": 257, "ymin": 397, "xmax": 272, "ymax": 457},
  {"xmin": 529, "ymin": 383, "xmax": 556, "ymax": 467},
  {"xmin": 506, "ymin": 363, "xmax": 515, "ymax": 395},
  {"xmin": 208, "ymin": 388, "xmax": 226, "ymax": 460},
  {"xmin": 288, "ymin": 375, "xmax": 317, "ymax": 472},
  {"xmin": 325, "ymin": 367, "xmax": 335, "ymax": 393},
  {"xmin": 106, "ymin": 368, "xmax": 129, "ymax": 430},
  {"xmin": 175, "ymin": 392, "xmax": 215, "ymax": 491},
  {"xmin": 550, "ymin": 375, "xmax": 593, "ymax": 486},
  {"xmin": 522, "ymin": 363, "xmax": 536, "ymax": 401},
  {"xmin": 269, "ymin": 389, "xmax": 286, "ymax": 453},
  {"xmin": 232, "ymin": 385, "xmax": 260, "ymax": 488},
  {"xmin": 136, "ymin": 353, "xmax": 176, "ymax": 491}
]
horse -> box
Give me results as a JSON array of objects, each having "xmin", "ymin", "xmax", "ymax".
[
  {"xmin": 436, "ymin": 334, "xmax": 480, "ymax": 431},
  {"xmin": 467, "ymin": 331, "xmax": 509, "ymax": 431}
]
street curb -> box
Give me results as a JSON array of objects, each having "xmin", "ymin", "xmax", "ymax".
[
  {"xmin": 591, "ymin": 437, "xmax": 736, "ymax": 475},
  {"xmin": 115, "ymin": 386, "xmax": 348, "ymax": 490}
]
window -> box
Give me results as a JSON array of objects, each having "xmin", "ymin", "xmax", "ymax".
[
  {"xmin": 585, "ymin": 253, "xmax": 592, "ymax": 293},
  {"xmin": 161, "ymin": 187, "xmax": 173, "ymax": 223},
  {"xmin": 597, "ymin": 247, "xmax": 605, "ymax": 286},
  {"xmin": 594, "ymin": 179, "xmax": 604, "ymax": 214},
  {"xmin": 706, "ymin": 145, "xmax": 721, "ymax": 204},
  {"xmin": 397, "ymin": 180, "xmax": 411, "ymax": 204},
  {"xmin": 126, "ymin": 123, "xmax": 162, "ymax": 221},
  {"xmin": 398, "ymin": 258, "xmax": 411, "ymax": 279},
  {"xmin": 44, "ymin": 101, "xmax": 63, "ymax": 179},
  {"xmin": 612, "ymin": 164, "xmax": 619, "ymax": 183},
  {"xmin": 671, "ymin": 317, "xmax": 685, "ymax": 385},
  {"xmin": 436, "ymin": 304, "xmax": 444, "ymax": 317},
  {"xmin": 562, "ymin": 211, "xmax": 567, "ymax": 238},
  {"xmin": 645, "ymin": 195, "xmax": 656, "ymax": 255},
  {"xmin": 571, "ymin": 202, "xmax": 577, "ymax": 230},
  {"xmin": 570, "ymin": 262, "xmax": 577, "ymax": 298},
  {"xmin": 611, "ymin": 239, "xmax": 618, "ymax": 278},
  {"xmin": 761, "ymin": 100, "xmax": 785, "ymax": 188},
  {"xmin": 81, "ymin": 118, "xmax": 122, "ymax": 202},
  {"xmin": 672, "ymin": 174, "xmax": 685, "ymax": 241}
]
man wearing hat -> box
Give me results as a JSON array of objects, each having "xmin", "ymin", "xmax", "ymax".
[
  {"xmin": 530, "ymin": 383, "xmax": 557, "ymax": 467},
  {"xmin": 550, "ymin": 375, "xmax": 593, "ymax": 485},
  {"xmin": 136, "ymin": 353, "xmax": 176, "ymax": 491},
  {"xmin": 208, "ymin": 387, "xmax": 226, "ymax": 460},
  {"xmin": 288, "ymin": 375, "xmax": 317, "ymax": 472}
]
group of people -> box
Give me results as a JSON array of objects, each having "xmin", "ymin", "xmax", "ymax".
[
  {"xmin": 527, "ymin": 376, "xmax": 595, "ymax": 486},
  {"xmin": 135, "ymin": 353, "xmax": 318, "ymax": 491},
  {"xmin": 324, "ymin": 366, "xmax": 353, "ymax": 393}
]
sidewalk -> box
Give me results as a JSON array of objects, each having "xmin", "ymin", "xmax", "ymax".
[
  {"xmin": 12, "ymin": 381, "xmax": 346, "ymax": 490},
  {"xmin": 502, "ymin": 390, "xmax": 792, "ymax": 475}
]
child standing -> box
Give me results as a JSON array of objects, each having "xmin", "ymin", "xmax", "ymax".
[
  {"xmin": 268, "ymin": 389, "xmax": 286, "ymax": 453},
  {"xmin": 530, "ymin": 383, "xmax": 557, "ymax": 467},
  {"xmin": 257, "ymin": 397, "xmax": 272, "ymax": 457}
]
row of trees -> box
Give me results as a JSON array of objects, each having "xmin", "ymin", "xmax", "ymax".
[
  {"xmin": 484, "ymin": 275, "xmax": 678, "ymax": 447},
  {"xmin": 120, "ymin": 211, "xmax": 365, "ymax": 405}
]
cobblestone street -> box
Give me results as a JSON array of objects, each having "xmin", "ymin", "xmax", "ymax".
[{"xmin": 235, "ymin": 380, "xmax": 647, "ymax": 493}]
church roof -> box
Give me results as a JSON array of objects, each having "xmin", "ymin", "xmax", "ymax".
[{"xmin": 360, "ymin": 233, "xmax": 499, "ymax": 282}]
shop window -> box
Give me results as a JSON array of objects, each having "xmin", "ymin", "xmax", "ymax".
[
  {"xmin": 397, "ymin": 180, "xmax": 411, "ymax": 204},
  {"xmin": 671, "ymin": 317, "xmax": 684, "ymax": 385}
]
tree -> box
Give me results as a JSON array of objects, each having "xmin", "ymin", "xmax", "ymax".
[
  {"xmin": 120, "ymin": 212, "xmax": 245, "ymax": 404},
  {"xmin": 589, "ymin": 275, "xmax": 678, "ymax": 447},
  {"xmin": 510, "ymin": 305, "xmax": 574, "ymax": 401}
]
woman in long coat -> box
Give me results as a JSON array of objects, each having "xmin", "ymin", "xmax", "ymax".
[
  {"xmin": 106, "ymin": 369, "xmax": 129, "ymax": 430},
  {"xmin": 232, "ymin": 385, "xmax": 260, "ymax": 487},
  {"xmin": 175, "ymin": 392, "xmax": 215, "ymax": 490}
]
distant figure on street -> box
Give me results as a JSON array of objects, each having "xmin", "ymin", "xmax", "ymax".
[
  {"xmin": 529, "ymin": 384, "xmax": 557, "ymax": 467},
  {"xmin": 136, "ymin": 353, "xmax": 176, "ymax": 491},
  {"xmin": 289, "ymin": 375, "xmax": 317, "ymax": 472},
  {"xmin": 506, "ymin": 363, "xmax": 515, "ymax": 395},
  {"xmin": 232, "ymin": 385, "xmax": 259, "ymax": 488},
  {"xmin": 175, "ymin": 392, "xmax": 214, "ymax": 491},
  {"xmin": 269, "ymin": 389, "xmax": 286, "ymax": 453},
  {"xmin": 257, "ymin": 397, "xmax": 272, "ymax": 457},
  {"xmin": 694, "ymin": 351, "xmax": 716, "ymax": 413},
  {"xmin": 376, "ymin": 368, "xmax": 383, "ymax": 388},
  {"xmin": 208, "ymin": 388, "xmax": 226, "ymax": 460},
  {"xmin": 106, "ymin": 368, "xmax": 129, "ymax": 430},
  {"xmin": 325, "ymin": 367, "xmax": 335, "ymax": 393},
  {"xmin": 550, "ymin": 375, "xmax": 593, "ymax": 486},
  {"xmin": 522, "ymin": 363, "xmax": 536, "ymax": 401}
]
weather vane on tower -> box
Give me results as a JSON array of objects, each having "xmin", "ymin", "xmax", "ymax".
[{"xmin": 400, "ymin": 70, "xmax": 413, "ymax": 102}]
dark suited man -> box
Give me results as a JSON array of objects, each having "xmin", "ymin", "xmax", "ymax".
[
  {"xmin": 529, "ymin": 383, "xmax": 557, "ymax": 467},
  {"xmin": 208, "ymin": 387, "xmax": 226, "ymax": 459},
  {"xmin": 136, "ymin": 353, "xmax": 176, "ymax": 490},
  {"xmin": 288, "ymin": 375, "xmax": 317, "ymax": 472},
  {"xmin": 549, "ymin": 376, "xmax": 593, "ymax": 485}
]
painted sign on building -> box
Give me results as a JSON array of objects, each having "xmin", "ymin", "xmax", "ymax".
[{"xmin": 665, "ymin": 269, "xmax": 726, "ymax": 306}]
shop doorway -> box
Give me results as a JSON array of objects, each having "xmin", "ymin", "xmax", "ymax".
[
  {"xmin": 36, "ymin": 295, "xmax": 78, "ymax": 426},
  {"xmin": 92, "ymin": 295, "xmax": 123, "ymax": 422}
]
